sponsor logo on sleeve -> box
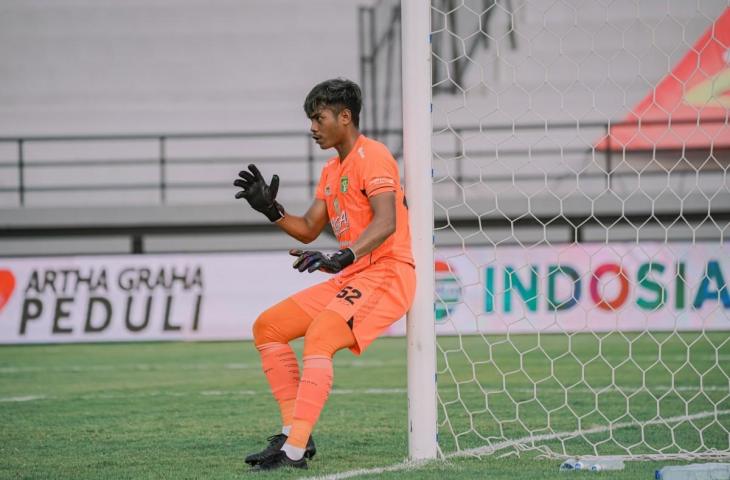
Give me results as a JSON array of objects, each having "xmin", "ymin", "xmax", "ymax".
[{"xmin": 368, "ymin": 177, "xmax": 395, "ymax": 188}]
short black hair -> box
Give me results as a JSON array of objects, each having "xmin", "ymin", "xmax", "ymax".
[{"xmin": 304, "ymin": 78, "xmax": 362, "ymax": 128}]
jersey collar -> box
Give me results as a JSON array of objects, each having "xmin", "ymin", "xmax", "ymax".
[{"xmin": 338, "ymin": 134, "xmax": 366, "ymax": 165}]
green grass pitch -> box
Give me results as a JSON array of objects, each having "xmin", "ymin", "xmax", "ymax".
[{"xmin": 1, "ymin": 333, "xmax": 728, "ymax": 479}]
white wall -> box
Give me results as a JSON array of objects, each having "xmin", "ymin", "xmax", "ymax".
[{"xmin": 0, "ymin": 0, "xmax": 363, "ymax": 136}]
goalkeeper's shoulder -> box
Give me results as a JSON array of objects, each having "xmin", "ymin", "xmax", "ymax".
[
  {"xmin": 318, "ymin": 157, "xmax": 339, "ymax": 179},
  {"xmin": 362, "ymin": 136, "xmax": 393, "ymax": 154},
  {"xmin": 361, "ymin": 137, "xmax": 397, "ymax": 164}
]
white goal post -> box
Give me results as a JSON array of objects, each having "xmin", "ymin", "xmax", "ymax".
[{"xmin": 402, "ymin": 0, "xmax": 439, "ymax": 461}]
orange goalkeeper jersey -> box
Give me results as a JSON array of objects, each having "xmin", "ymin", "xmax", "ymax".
[{"xmin": 315, "ymin": 134, "xmax": 414, "ymax": 276}]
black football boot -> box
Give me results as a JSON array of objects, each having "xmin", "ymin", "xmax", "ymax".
[
  {"xmin": 245, "ymin": 433, "xmax": 316, "ymax": 466},
  {"xmin": 252, "ymin": 450, "xmax": 307, "ymax": 471}
]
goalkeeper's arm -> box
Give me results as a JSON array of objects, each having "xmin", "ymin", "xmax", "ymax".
[
  {"xmin": 234, "ymin": 164, "xmax": 328, "ymax": 244},
  {"xmin": 276, "ymin": 199, "xmax": 328, "ymax": 244}
]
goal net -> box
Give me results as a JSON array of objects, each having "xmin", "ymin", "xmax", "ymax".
[{"xmin": 405, "ymin": 0, "xmax": 730, "ymax": 462}]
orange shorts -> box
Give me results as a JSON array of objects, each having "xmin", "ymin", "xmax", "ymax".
[{"xmin": 290, "ymin": 258, "xmax": 416, "ymax": 355}]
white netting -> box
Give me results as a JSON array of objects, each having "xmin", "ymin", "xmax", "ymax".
[{"xmin": 427, "ymin": 0, "xmax": 730, "ymax": 461}]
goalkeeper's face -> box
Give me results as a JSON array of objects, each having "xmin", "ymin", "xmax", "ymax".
[{"xmin": 309, "ymin": 107, "xmax": 347, "ymax": 150}]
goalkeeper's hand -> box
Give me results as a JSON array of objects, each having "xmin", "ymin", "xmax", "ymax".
[
  {"xmin": 234, "ymin": 164, "xmax": 285, "ymax": 222},
  {"xmin": 289, "ymin": 248, "xmax": 355, "ymax": 274}
]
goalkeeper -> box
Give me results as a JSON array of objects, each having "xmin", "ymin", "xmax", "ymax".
[{"xmin": 234, "ymin": 78, "xmax": 415, "ymax": 471}]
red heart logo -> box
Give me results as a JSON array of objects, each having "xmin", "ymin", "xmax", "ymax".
[{"xmin": 0, "ymin": 270, "xmax": 16, "ymax": 312}]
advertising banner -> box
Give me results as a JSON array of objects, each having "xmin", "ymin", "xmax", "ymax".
[
  {"xmin": 1, "ymin": 242, "xmax": 728, "ymax": 344},
  {"xmin": 0, "ymin": 253, "xmax": 324, "ymax": 344},
  {"xmin": 416, "ymin": 242, "xmax": 730, "ymax": 335}
]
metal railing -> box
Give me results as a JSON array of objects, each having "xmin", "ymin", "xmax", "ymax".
[
  {"xmin": 0, "ymin": 117, "xmax": 728, "ymax": 208},
  {"xmin": 0, "ymin": 130, "xmax": 321, "ymax": 207}
]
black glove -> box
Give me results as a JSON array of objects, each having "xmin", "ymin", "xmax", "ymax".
[
  {"xmin": 289, "ymin": 248, "xmax": 356, "ymax": 274},
  {"xmin": 234, "ymin": 164, "xmax": 285, "ymax": 222}
]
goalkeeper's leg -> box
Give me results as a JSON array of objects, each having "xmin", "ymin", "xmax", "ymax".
[
  {"xmin": 252, "ymin": 298, "xmax": 313, "ymax": 434},
  {"xmin": 281, "ymin": 310, "xmax": 356, "ymax": 461}
]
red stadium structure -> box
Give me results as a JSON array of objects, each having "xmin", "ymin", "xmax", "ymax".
[{"xmin": 597, "ymin": 8, "xmax": 730, "ymax": 152}]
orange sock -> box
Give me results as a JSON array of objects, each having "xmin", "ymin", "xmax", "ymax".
[
  {"xmin": 252, "ymin": 298, "xmax": 315, "ymax": 428},
  {"xmin": 286, "ymin": 310, "xmax": 356, "ymax": 449},
  {"xmin": 256, "ymin": 342, "xmax": 300, "ymax": 427},
  {"xmin": 287, "ymin": 356, "xmax": 332, "ymax": 448}
]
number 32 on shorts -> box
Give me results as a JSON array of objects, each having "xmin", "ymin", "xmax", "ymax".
[{"xmin": 336, "ymin": 286, "xmax": 362, "ymax": 305}]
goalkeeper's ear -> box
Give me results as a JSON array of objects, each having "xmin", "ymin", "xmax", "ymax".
[{"xmin": 270, "ymin": 174, "xmax": 279, "ymax": 199}]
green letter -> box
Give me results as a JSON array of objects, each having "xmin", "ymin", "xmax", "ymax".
[
  {"xmin": 485, "ymin": 267, "xmax": 495, "ymax": 313},
  {"xmin": 693, "ymin": 261, "xmax": 730, "ymax": 309},
  {"xmin": 504, "ymin": 266, "xmax": 538, "ymax": 313},
  {"xmin": 636, "ymin": 262, "xmax": 666, "ymax": 311},
  {"xmin": 675, "ymin": 262, "xmax": 686, "ymax": 310},
  {"xmin": 547, "ymin": 265, "xmax": 581, "ymax": 311}
]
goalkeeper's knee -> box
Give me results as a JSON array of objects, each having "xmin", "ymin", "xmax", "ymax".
[
  {"xmin": 252, "ymin": 298, "xmax": 311, "ymax": 346},
  {"xmin": 252, "ymin": 311, "xmax": 278, "ymax": 346},
  {"xmin": 302, "ymin": 310, "xmax": 356, "ymax": 357}
]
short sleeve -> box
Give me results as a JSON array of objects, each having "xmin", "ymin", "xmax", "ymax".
[
  {"xmin": 314, "ymin": 164, "xmax": 330, "ymax": 200},
  {"xmin": 361, "ymin": 147, "xmax": 398, "ymax": 198}
]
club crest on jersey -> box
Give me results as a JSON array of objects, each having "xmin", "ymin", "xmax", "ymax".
[
  {"xmin": 340, "ymin": 176, "xmax": 349, "ymax": 193},
  {"xmin": 324, "ymin": 185, "xmax": 331, "ymax": 196}
]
